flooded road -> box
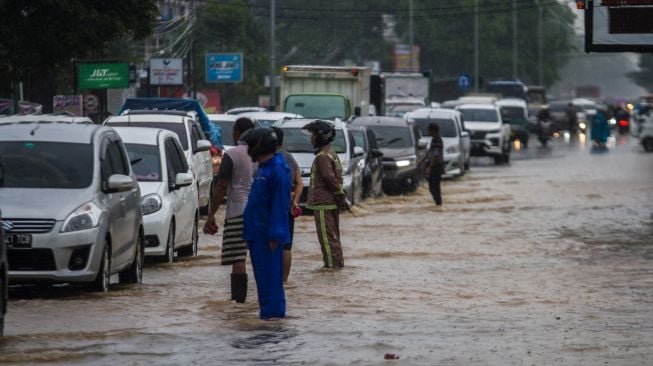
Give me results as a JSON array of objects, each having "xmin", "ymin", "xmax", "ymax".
[{"xmin": 2, "ymin": 134, "xmax": 652, "ymax": 365}]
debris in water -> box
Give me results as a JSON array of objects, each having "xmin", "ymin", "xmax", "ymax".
[{"xmin": 384, "ymin": 353, "xmax": 400, "ymax": 360}]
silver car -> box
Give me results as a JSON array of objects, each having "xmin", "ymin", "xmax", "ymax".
[{"xmin": 0, "ymin": 116, "xmax": 144, "ymax": 292}]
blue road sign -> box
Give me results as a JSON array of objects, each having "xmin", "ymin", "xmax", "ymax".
[
  {"xmin": 458, "ymin": 74, "xmax": 471, "ymax": 90},
  {"xmin": 206, "ymin": 53, "xmax": 243, "ymax": 83}
]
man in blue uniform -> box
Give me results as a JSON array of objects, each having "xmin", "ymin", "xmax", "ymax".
[{"xmin": 241, "ymin": 128, "xmax": 291, "ymax": 319}]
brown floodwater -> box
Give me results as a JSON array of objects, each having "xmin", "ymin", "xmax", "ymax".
[{"xmin": 1, "ymin": 134, "xmax": 652, "ymax": 365}]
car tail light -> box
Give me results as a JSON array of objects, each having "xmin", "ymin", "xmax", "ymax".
[
  {"xmin": 210, "ymin": 144, "xmax": 221, "ymax": 157},
  {"xmin": 618, "ymin": 120, "xmax": 629, "ymax": 127}
]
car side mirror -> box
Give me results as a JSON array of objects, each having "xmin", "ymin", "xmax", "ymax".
[
  {"xmin": 106, "ymin": 174, "xmax": 135, "ymax": 193},
  {"xmin": 354, "ymin": 106, "xmax": 361, "ymax": 117},
  {"xmin": 417, "ymin": 141, "xmax": 428, "ymax": 150},
  {"xmin": 170, "ymin": 172, "xmax": 194, "ymax": 190},
  {"xmin": 353, "ymin": 146, "xmax": 365, "ymax": 157},
  {"xmin": 371, "ymin": 149, "xmax": 384, "ymax": 158},
  {"xmin": 461, "ymin": 131, "xmax": 469, "ymax": 138},
  {"xmin": 194, "ymin": 139, "xmax": 211, "ymax": 154}
]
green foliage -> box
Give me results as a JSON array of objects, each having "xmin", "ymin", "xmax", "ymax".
[
  {"xmin": 192, "ymin": 0, "xmax": 268, "ymax": 109},
  {"xmin": 0, "ymin": 0, "xmax": 157, "ymax": 101}
]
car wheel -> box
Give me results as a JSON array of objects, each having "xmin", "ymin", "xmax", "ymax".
[
  {"xmin": 178, "ymin": 214, "xmax": 199, "ymax": 257},
  {"xmin": 119, "ymin": 232, "xmax": 144, "ymax": 284},
  {"xmin": 89, "ymin": 240, "xmax": 111, "ymax": 292},
  {"xmin": 158, "ymin": 222, "xmax": 175, "ymax": 264},
  {"xmin": 644, "ymin": 137, "xmax": 653, "ymax": 152}
]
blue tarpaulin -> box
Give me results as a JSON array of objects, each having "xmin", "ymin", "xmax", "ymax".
[{"xmin": 118, "ymin": 98, "xmax": 222, "ymax": 147}]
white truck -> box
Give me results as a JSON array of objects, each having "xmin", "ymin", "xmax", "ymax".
[
  {"xmin": 280, "ymin": 65, "xmax": 370, "ymax": 121},
  {"xmin": 382, "ymin": 72, "xmax": 430, "ymax": 117}
]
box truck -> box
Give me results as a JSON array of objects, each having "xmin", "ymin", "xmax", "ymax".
[{"xmin": 280, "ymin": 65, "xmax": 370, "ymax": 121}]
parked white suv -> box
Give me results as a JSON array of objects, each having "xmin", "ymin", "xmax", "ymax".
[
  {"xmin": 0, "ymin": 116, "xmax": 144, "ymax": 292},
  {"xmin": 406, "ymin": 108, "xmax": 471, "ymax": 176},
  {"xmin": 456, "ymin": 103, "xmax": 511, "ymax": 164},
  {"xmin": 105, "ymin": 111, "xmax": 212, "ymax": 209},
  {"xmin": 114, "ymin": 127, "xmax": 199, "ymax": 263},
  {"xmin": 640, "ymin": 117, "xmax": 653, "ymax": 152}
]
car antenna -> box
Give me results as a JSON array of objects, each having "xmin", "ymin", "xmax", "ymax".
[{"xmin": 30, "ymin": 124, "xmax": 40, "ymax": 136}]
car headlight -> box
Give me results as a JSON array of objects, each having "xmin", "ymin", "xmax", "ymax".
[
  {"xmin": 395, "ymin": 160, "xmax": 411, "ymax": 167},
  {"xmin": 61, "ymin": 202, "xmax": 102, "ymax": 233},
  {"xmin": 579, "ymin": 122, "xmax": 587, "ymax": 130},
  {"xmin": 141, "ymin": 194, "xmax": 162, "ymax": 215},
  {"xmin": 487, "ymin": 129, "xmax": 501, "ymax": 135},
  {"xmin": 446, "ymin": 145, "xmax": 459, "ymax": 154}
]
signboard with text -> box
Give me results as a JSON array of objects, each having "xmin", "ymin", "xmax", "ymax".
[
  {"xmin": 53, "ymin": 95, "xmax": 83, "ymax": 116},
  {"xmin": 150, "ymin": 58, "xmax": 184, "ymax": 85},
  {"xmin": 78, "ymin": 63, "xmax": 129, "ymax": 89},
  {"xmin": 206, "ymin": 53, "xmax": 243, "ymax": 83}
]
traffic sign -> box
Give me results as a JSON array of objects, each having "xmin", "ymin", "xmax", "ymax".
[{"xmin": 458, "ymin": 74, "xmax": 471, "ymax": 90}]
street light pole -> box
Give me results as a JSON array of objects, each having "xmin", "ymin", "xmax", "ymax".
[
  {"xmin": 474, "ymin": 0, "xmax": 479, "ymax": 92},
  {"xmin": 409, "ymin": 0, "xmax": 414, "ymax": 72},
  {"xmin": 269, "ymin": 0, "xmax": 276, "ymax": 110},
  {"xmin": 536, "ymin": 0, "xmax": 543, "ymax": 86},
  {"xmin": 512, "ymin": 0, "xmax": 518, "ymax": 80}
]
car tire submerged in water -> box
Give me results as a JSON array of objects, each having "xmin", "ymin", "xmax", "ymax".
[
  {"xmin": 89, "ymin": 240, "xmax": 111, "ymax": 293},
  {"xmin": 178, "ymin": 214, "xmax": 199, "ymax": 257},
  {"xmin": 158, "ymin": 222, "xmax": 175, "ymax": 264},
  {"xmin": 643, "ymin": 138, "xmax": 653, "ymax": 152},
  {"xmin": 119, "ymin": 232, "xmax": 144, "ymax": 284}
]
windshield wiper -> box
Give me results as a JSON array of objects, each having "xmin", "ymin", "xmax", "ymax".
[{"xmin": 386, "ymin": 137, "xmax": 403, "ymax": 145}]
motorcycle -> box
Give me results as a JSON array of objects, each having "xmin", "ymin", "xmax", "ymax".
[{"xmin": 537, "ymin": 119, "xmax": 553, "ymax": 147}]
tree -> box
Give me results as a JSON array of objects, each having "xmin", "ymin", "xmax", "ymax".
[
  {"xmin": 192, "ymin": 0, "xmax": 269, "ymax": 109},
  {"xmin": 0, "ymin": 0, "xmax": 158, "ymax": 111}
]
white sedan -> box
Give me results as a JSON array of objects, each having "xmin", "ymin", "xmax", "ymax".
[{"xmin": 113, "ymin": 127, "xmax": 199, "ymax": 263}]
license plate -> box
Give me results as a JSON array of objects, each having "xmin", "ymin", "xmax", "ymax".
[{"xmin": 4, "ymin": 233, "xmax": 32, "ymax": 249}]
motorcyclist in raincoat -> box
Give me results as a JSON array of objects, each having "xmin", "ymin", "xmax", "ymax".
[{"xmin": 591, "ymin": 108, "xmax": 610, "ymax": 149}]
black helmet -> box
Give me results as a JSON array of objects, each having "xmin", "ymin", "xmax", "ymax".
[
  {"xmin": 240, "ymin": 127, "xmax": 278, "ymax": 161},
  {"xmin": 302, "ymin": 120, "xmax": 336, "ymax": 148}
]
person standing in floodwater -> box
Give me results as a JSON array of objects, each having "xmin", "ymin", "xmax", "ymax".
[
  {"xmin": 303, "ymin": 120, "xmax": 348, "ymax": 268},
  {"xmin": 425, "ymin": 123, "xmax": 444, "ymax": 206},
  {"xmin": 241, "ymin": 128, "xmax": 291, "ymax": 319}
]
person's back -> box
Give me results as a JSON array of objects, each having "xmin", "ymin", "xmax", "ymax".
[{"xmin": 223, "ymin": 143, "xmax": 255, "ymax": 220}]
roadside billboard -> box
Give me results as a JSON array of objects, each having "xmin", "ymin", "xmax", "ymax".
[
  {"xmin": 78, "ymin": 63, "xmax": 129, "ymax": 89},
  {"xmin": 206, "ymin": 53, "xmax": 243, "ymax": 83},
  {"xmin": 150, "ymin": 58, "xmax": 184, "ymax": 85},
  {"xmin": 393, "ymin": 44, "xmax": 420, "ymax": 72},
  {"xmin": 53, "ymin": 95, "xmax": 83, "ymax": 116}
]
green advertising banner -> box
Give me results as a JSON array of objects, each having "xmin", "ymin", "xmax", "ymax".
[{"xmin": 78, "ymin": 63, "xmax": 129, "ymax": 89}]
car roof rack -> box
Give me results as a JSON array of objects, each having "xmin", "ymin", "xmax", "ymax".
[{"xmin": 122, "ymin": 109, "xmax": 190, "ymax": 117}]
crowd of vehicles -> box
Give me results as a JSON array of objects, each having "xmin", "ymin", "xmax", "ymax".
[{"xmin": 2, "ymin": 69, "xmax": 650, "ymax": 334}]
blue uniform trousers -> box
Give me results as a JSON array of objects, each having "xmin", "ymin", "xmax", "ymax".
[{"xmin": 248, "ymin": 240, "xmax": 285, "ymax": 319}]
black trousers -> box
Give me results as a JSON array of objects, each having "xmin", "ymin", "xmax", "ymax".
[{"xmin": 428, "ymin": 171, "xmax": 442, "ymax": 205}]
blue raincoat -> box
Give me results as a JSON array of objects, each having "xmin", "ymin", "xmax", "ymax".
[
  {"xmin": 243, "ymin": 153, "xmax": 291, "ymax": 319},
  {"xmin": 591, "ymin": 110, "xmax": 610, "ymax": 144}
]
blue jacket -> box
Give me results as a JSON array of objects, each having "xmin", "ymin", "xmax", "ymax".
[{"xmin": 243, "ymin": 153, "xmax": 291, "ymax": 244}]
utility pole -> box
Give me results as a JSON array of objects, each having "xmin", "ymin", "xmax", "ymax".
[
  {"xmin": 409, "ymin": 0, "xmax": 414, "ymax": 72},
  {"xmin": 536, "ymin": 0, "xmax": 543, "ymax": 86},
  {"xmin": 474, "ymin": 0, "xmax": 479, "ymax": 92},
  {"xmin": 512, "ymin": 0, "xmax": 518, "ymax": 80},
  {"xmin": 269, "ymin": 0, "xmax": 277, "ymax": 110}
]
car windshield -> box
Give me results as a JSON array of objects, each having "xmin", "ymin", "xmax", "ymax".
[
  {"xmin": 413, "ymin": 118, "xmax": 458, "ymax": 138},
  {"xmin": 107, "ymin": 122, "xmax": 188, "ymax": 150},
  {"xmin": 0, "ymin": 141, "xmax": 93, "ymax": 188},
  {"xmin": 459, "ymin": 109, "xmax": 498, "ymax": 123},
  {"xmin": 351, "ymin": 130, "xmax": 366, "ymax": 149},
  {"xmin": 285, "ymin": 95, "xmax": 348, "ymax": 120},
  {"xmin": 367, "ymin": 126, "xmax": 413, "ymax": 148},
  {"xmin": 124, "ymin": 144, "xmax": 162, "ymax": 182},
  {"xmin": 500, "ymin": 106, "xmax": 527, "ymax": 121},
  {"xmin": 257, "ymin": 119, "xmax": 277, "ymax": 128},
  {"xmin": 282, "ymin": 127, "xmax": 346, "ymax": 153},
  {"xmin": 211, "ymin": 120, "xmax": 235, "ymax": 145}
]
